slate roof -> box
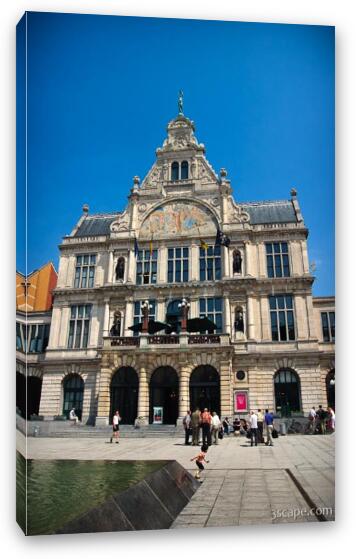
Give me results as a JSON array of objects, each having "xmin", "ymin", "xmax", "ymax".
[
  {"xmin": 241, "ymin": 200, "xmax": 298, "ymax": 225},
  {"xmin": 71, "ymin": 200, "xmax": 298, "ymax": 237}
]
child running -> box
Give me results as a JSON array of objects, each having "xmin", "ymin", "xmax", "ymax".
[{"xmin": 190, "ymin": 444, "xmax": 209, "ymax": 480}]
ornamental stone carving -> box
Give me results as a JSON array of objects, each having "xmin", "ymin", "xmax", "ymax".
[
  {"xmin": 110, "ymin": 210, "xmax": 130, "ymax": 232},
  {"xmin": 227, "ymin": 198, "xmax": 250, "ymax": 223}
]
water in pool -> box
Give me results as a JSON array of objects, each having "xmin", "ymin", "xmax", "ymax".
[{"xmin": 16, "ymin": 451, "xmax": 165, "ymax": 535}]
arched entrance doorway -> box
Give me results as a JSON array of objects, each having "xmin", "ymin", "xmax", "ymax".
[
  {"xmin": 274, "ymin": 369, "xmax": 301, "ymax": 416},
  {"xmin": 190, "ymin": 366, "xmax": 220, "ymax": 415},
  {"xmin": 149, "ymin": 367, "xmax": 179, "ymax": 424},
  {"xmin": 16, "ymin": 372, "xmax": 43, "ymax": 419},
  {"xmin": 63, "ymin": 374, "xmax": 84, "ymax": 420},
  {"xmin": 326, "ymin": 369, "xmax": 335, "ymax": 409},
  {"xmin": 110, "ymin": 367, "xmax": 138, "ymax": 424}
]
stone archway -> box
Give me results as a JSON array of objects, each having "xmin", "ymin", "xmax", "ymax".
[
  {"xmin": 149, "ymin": 366, "xmax": 179, "ymax": 424},
  {"xmin": 274, "ymin": 369, "xmax": 301, "ymax": 416},
  {"xmin": 16, "ymin": 371, "xmax": 43, "ymax": 419},
  {"xmin": 62, "ymin": 374, "xmax": 84, "ymax": 420},
  {"xmin": 110, "ymin": 367, "xmax": 139, "ymax": 424},
  {"xmin": 190, "ymin": 365, "xmax": 220, "ymax": 416}
]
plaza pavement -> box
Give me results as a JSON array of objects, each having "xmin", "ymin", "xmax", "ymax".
[{"xmin": 16, "ymin": 430, "xmax": 335, "ymax": 528}]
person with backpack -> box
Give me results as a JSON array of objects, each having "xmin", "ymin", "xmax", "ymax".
[{"xmin": 316, "ymin": 405, "xmax": 328, "ymax": 435}]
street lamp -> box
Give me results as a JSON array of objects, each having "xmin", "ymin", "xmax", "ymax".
[{"xmin": 178, "ymin": 298, "xmax": 190, "ymax": 333}]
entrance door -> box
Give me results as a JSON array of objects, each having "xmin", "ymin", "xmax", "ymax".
[
  {"xmin": 110, "ymin": 367, "xmax": 138, "ymax": 424},
  {"xmin": 149, "ymin": 367, "xmax": 179, "ymax": 424},
  {"xmin": 190, "ymin": 366, "xmax": 220, "ymax": 415},
  {"xmin": 274, "ymin": 369, "xmax": 301, "ymax": 416},
  {"xmin": 326, "ymin": 369, "xmax": 335, "ymax": 409},
  {"xmin": 63, "ymin": 374, "xmax": 84, "ymax": 420}
]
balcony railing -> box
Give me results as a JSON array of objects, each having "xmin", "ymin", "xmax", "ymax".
[
  {"xmin": 109, "ymin": 337, "xmax": 140, "ymax": 347},
  {"xmin": 188, "ymin": 334, "xmax": 221, "ymax": 345},
  {"xmin": 147, "ymin": 335, "xmax": 180, "ymax": 345}
]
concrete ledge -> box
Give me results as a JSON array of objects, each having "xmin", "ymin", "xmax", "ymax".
[{"xmin": 56, "ymin": 461, "xmax": 200, "ymax": 534}]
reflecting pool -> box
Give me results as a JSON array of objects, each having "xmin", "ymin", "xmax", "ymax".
[{"xmin": 16, "ymin": 451, "xmax": 165, "ymax": 535}]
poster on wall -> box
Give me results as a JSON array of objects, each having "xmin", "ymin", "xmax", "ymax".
[
  {"xmin": 153, "ymin": 407, "xmax": 163, "ymax": 424},
  {"xmin": 234, "ymin": 391, "xmax": 249, "ymax": 413}
]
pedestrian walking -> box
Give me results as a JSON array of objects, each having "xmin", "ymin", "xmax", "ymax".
[
  {"xmin": 190, "ymin": 444, "xmax": 209, "ymax": 480},
  {"xmin": 328, "ymin": 407, "xmax": 335, "ymax": 432},
  {"xmin": 110, "ymin": 410, "xmax": 121, "ymax": 443},
  {"xmin": 307, "ymin": 406, "xmax": 316, "ymax": 434},
  {"xmin": 249, "ymin": 410, "xmax": 258, "ymax": 447},
  {"xmin": 316, "ymin": 405, "xmax": 327, "ymax": 435},
  {"xmin": 183, "ymin": 410, "xmax": 192, "ymax": 445},
  {"xmin": 201, "ymin": 408, "xmax": 212, "ymax": 446},
  {"xmin": 257, "ymin": 409, "xmax": 264, "ymax": 443},
  {"xmin": 211, "ymin": 412, "xmax": 221, "ymax": 445},
  {"xmin": 191, "ymin": 407, "xmax": 201, "ymax": 445},
  {"xmin": 264, "ymin": 409, "xmax": 274, "ymax": 446},
  {"xmin": 222, "ymin": 417, "xmax": 231, "ymax": 436}
]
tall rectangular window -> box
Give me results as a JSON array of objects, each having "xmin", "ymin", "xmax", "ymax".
[
  {"xmin": 266, "ymin": 242, "xmax": 290, "ymax": 278},
  {"xmin": 68, "ymin": 305, "xmax": 92, "ymax": 348},
  {"xmin": 269, "ymin": 295, "xmax": 295, "ymax": 341},
  {"xmin": 74, "ymin": 254, "xmax": 97, "ymax": 288},
  {"xmin": 199, "ymin": 245, "xmax": 221, "ymax": 281},
  {"xmin": 133, "ymin": 300, "xmax": 156, "ymax": 336},
  {"xmin": 136, "ymin": 250, "xmax": 158, "ymax": 285},
  {"xmin": 321, "ymin": 312, "xmax": 335, "ymax": 342},
  {"xmin": 199, "ymin": 297, "xmax": 223, "ymax": 333},
  {"xmin": 167, "ymin": 247, "xmax": 189, "ymax": 283},
  {"xmin": 28, "ymin": 324, "xmax": 51, "ymax": 353}
]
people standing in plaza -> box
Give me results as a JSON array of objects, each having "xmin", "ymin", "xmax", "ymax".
[
  {"xmin": 264, "ymin": 409, "xmax": 274, "ymax": 446},
  {"xmin": 190, "ymin": 444, "xmax": 209, "ymax": 480},
  {"xmin": 316, "ymin": 405, "xmax": 327, "ymax": 435},
  {"xmin": 201, "ymin": 408, "xmax": 212, "ymax": 446},
  {"xmin": 257, "ymin": 409, "xmax": 264, "ymax": 443},
  {"xmin": 110, "ymin": 410, "xmax": 121, "ymax": 443},
  {"xmin": 249, "ymin": 410, "xmax": 258, "ymax": 447},
  {"xmin": 191, "ymin": 407, "xmax": 201, "ymax": 446},
  {"xmin": 183, "ymin": 410, "xmax": 192, "ymax": 445},
  {"xmin": 222, "ymin": 417, "xmax": 231, "ymax": 436},
  {"xmin": 233, "ymin": 416, "xmax": 241, "ymax": 436},
  {"xmin": 308, "ymin": 406, "xmax": 317, "ymax": 434},
  {"xmin": 211, "ymin": 411, "xmax": 221, "ymax": 445},
  {"xmin": 328, "ymin": 407, "xmax": 335, "ymax": 432}
]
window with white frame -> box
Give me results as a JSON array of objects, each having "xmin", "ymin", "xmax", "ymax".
[
  {"xmin": 321, "ymin": 311, "xmax": 335, "ymax": 342},
  {"xmin": 74, "ymin": 254, "xmax": 97, "ymax": 288},
  {"xmin": 171, "ymin": 160, "xmax": 189, "ymax": 181},
  {"xmin": 68, "ymin": 304, "xmax": 92, "ymax": 349},
  {"xmin": 16, "ymin": 322, "xmax": 50, "ymax": 353},
  {"xmin": 269, "ymin": 295, "xmax": 295, "ymax": 341},
  {"xmin": 136, "ymin": 249, "xmax": 158, "ymax": 285},
  {"xmin": 167, "ymin": 247, "xmax": 189, "ymax": 283},
  {"xmin": 199, "ymin": 297, "xmax": 223, "ymax": 333},
  {"xmin": 199, "ymin": 245, "xmax": 221, "ymax": 281},
  {"xmin": 266, "ymin": 242, "xmax": 290, "ymax": 278}
]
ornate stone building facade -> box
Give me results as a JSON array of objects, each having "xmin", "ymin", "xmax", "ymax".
[{"xmin": 37, "ymin": 112, "xmax": 335, "ymax": 426}]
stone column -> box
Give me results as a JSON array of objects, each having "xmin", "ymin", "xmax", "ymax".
[
  {"xmin": 300, "ymin": 240, "xmax": 310, "ymax": 274},
  {"xmin": 245, "ymin": 242, "xmax": 252, "ymax": 276},
  {"xmin": 258, "ymin": 243, "xmax": 267, "ymax": 278},
  {"xmin": 103, "ymin": 299, "xmax": 110, "ymax": 337},
  {"xmin": 223, "ymin": 246, "xmax": 230, "ymax": 278},
  {"xmin": 294, "ymin": 295, "xmax": 308, "ymax": 339},
  {"xmin": 223, "ymin": 297, "xmax": 231, "ymax": 335},
  {"xmin": 220, "ymin": 361, "xmax": 233, "ymax": 418},
  {"xmin": 247, "ymin": 296, "xmax": 256, "ymax": 340},
  {"xmin": 95, "ymin": 367, "xmax": 112, "ymax": 426},
  {"xmin": 136, "ymin": 367, "xmax": 149, "ymax": 424},
  {"xmin": 158, "ymin": 246, "xmax": 167, "ymax": 284},
  {"xmin": 124, "ymin": 299, "xmax": 134, "ymax": 335},
  {"xmin": 191, "ymin": 244, "xmax": 199, "ymax": 281},
  {"xmin": 260, "ymin": 296, "xmax": 270, "ymax": 341},
  {"xmin": 178, "ymin": 366, "xmax": 190, "ymax": 419},
  {"xmin": 127, "ymin": 248, "xmax": 136, "ymax": 283},
  {"xmin": 107, "ymin": 250, "xmax": 114, "ymax": 284}
]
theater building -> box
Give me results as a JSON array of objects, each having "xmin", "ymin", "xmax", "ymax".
[{"xmin": 37, "ymin": 111, "xmax": 335, "ymax": 426}]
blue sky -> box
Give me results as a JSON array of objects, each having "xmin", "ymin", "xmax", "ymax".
[{"xmin": 17, "ymin": 12, "xmax": 334, "ymax": 295}]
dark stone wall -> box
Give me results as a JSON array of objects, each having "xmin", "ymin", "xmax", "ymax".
[{"xmin": 56, "ymin": 461, "xmax": 199, "ymax": 534}]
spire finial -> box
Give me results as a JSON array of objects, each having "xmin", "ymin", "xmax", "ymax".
[{"xmin": 178, "ymin": 90, "xmax": 184, "ymax": 115}]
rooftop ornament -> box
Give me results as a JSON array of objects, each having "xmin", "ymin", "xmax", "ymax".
[
  {"xmin": 178, "ymin": 89, "xmax": 184, "ymax": 116},
  {"xmin": 290, "ymin": 187, "xmax": 298, "ymax": 198},
  {"xmin": 82, "ymin": 204, "xmax": 89, "ymax": 215}
]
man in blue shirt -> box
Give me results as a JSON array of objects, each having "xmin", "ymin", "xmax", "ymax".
[{"xmin": 264, "ymin": 409, "xmax": 274, "ymax": 446}]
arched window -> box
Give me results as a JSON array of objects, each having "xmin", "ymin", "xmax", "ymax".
[
  {"xmin": 181, "ymin": 160, "xmax": 189, "ymax": 179},
  {"xmin": 233, "ymin": 249, "xmax": 242, "ymax": 274},
  {"xmin": 115, "ymin": 257, "xmax": 125, "ymax": 281},
  {"xmin": 110, "ymin": 312, "xmax": 121, "ymax": 337},
  {"xmin": 63, "ymin": 374, "xmax": 84, "ymax": 420},
  {"xmin": 234, "ymin": 307, "xmax": 244, "ymax": 334},
  {"xmin": 274, "ymin": 369, "xmax": 301, "ymax": 415},
  {"xmin": 171, "ymin": 161, "xmax": 179, "ymax": 181},
  {"xmin": 150, "ymin": 367, "xmax": 179, "ymax": 424},
  {"xmin": 190, "ymin": 365, "xmax": 220, "ymax": 415}
]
